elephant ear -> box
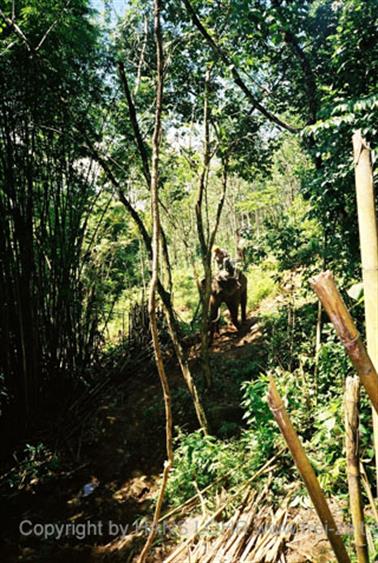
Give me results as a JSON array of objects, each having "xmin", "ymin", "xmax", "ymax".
[
  {"xmin": 216, "ymin": 274, "xmax": 239, "ymax": 294},
  {"xmin": 215, "ymin": 271, "xmax": 230, "ymax": 283}
]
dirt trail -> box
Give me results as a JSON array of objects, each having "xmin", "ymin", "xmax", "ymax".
[{"xmin": 0, "ymin": 314, "xmax": 263, "ymax": 562}]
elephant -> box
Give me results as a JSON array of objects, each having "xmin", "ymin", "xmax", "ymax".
[{"xmin": 202, "ymin": 272, "xmax": 248, "ymax": 344}]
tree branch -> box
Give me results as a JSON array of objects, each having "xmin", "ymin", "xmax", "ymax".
[
  {"xmin": 118, "ymin": 59, "xmax": 173, "ymax": 289},
  {"xmin": 181, "ymin": 0, "xmax": 300, "ymax": 133},
  {"xmin": 0, "ymin": 8, "xmax": 33, "ymax": 52},
  {"xmin": 209, "ymin": 157, "xmax": 228, "ymax": 250},
  {"xmin": 134, "ymin": 15, "xmax": 149, "ymax": 96},
  {"xmin": 271, "ymin": 0, "xmax": 317, "ymax": 124},
  {"xmin": 117, "ymin": 61, "xmax": 151, "ymax": 186}
]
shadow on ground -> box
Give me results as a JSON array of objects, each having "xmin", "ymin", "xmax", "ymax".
[{"xmin": 0, "ymin": 314, "xmax": 266, "ymax": 562}]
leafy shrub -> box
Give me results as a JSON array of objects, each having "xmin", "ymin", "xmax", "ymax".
[
  {"xmin": 241, "ymin": 377, "xmax": 278, "ymax": 462},
  {"xmin": 264, "ymin": 197, "xmax": 322, "ymax": 271},
  {"xmin": 263, "ymin": 302, "xmax": 318, "ymax": 373},
  {"xmin": 166, "ymin": 427, "xmax": 264, "ymax": 507},
  {"xmin": 172, "ymin": 269, "xmax": 199, "ymax": 322},
  {"xmin": 5, "ymin": 443, "xmax": 60, "ymax": 492},
  {"xmin": 246, "ymin": 265, "xmax": 277, "ymax": 310},
  {"xmin": 308, "ymin": 396, "xmax": 347, "ymax": 494},
  {"xmin": 166, "ymin": 429, "xmax": 229, "ymax": 506}
]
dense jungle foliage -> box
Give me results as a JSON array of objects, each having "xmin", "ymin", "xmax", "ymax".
[{"xmin": 0, "ymin": 0, "xmax": 377, "ymax": 561}]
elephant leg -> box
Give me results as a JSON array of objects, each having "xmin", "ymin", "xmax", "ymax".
[
  {"xmin": 210, "ymin": 316, "xmax": 220, "ymax": 339},
  {"xmin": 226, "ymin": 300, "xmax": 240, "ymax": 330},
  {"xmin": 241, "ymin": 287, "xmax": 247, "ymax": 323},
  {"xmin": 208, "ymin": 300, "xmax": 221, "ymax": 345}
]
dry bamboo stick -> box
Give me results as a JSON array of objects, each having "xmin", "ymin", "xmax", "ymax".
[
  {"xmin": 199, "ymin": 496, "xmax": 257, "ymax": 563},
  {"xmin": 263, "ymin": 504, "xmax": 291, "ymax": 562},
  {"xmin": 311, "ymin": 271, "xmax": 378, "ymax": 415},
  {"xmin": 199, "ymin": 530, "xmax": 226, "ymax": 563},
  {"xmin": 166, "ymin": 465, "xmax": 276, "ymax": 563},
  {"xmin": 221, "ymin": 493, "xmax": 253, "ymax": 552},
  {"xmin": 165, "ymin": 483, "xmax": 249, "ymax": 563},
  {"xmin": 239, "ymin": 498, "xmax": 280, "ymax": 562},
  {"xmin": 345, "ymin": 376, "xmax": 369, "ymax": 563},
  {"xmin": 248, "ymin": 507, "xmax": 287, "ymax": 561},
  {"xmin": 221, "ymin": 485, "xmax": 268, "ymax": 560},
  {"xmin": 214, "ymin": 494, "xmax": 252, "ymax": 561},
  {"xmin": 353, "ymin": 130, "xmax": 378, "ymax": 496},
  {"xmin": 268, "ymin": 375, "xmax": 351, "ymax": 563},
  {"xmin": 159, "ymin": 449, "xmax": 282, "ymax": 524}
]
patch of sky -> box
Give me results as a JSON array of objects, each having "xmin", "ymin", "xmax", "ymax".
[{"xmin": 91, "ymin": 0, "xmax": 129, "ymax": 22}]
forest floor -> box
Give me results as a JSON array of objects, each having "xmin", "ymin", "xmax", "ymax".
[{"xmin": 1, "ymin": 303, "xmax": 345, "ymax": 563}]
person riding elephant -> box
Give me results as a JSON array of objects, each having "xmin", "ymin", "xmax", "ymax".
[
  {"xmin": 204, "ymin": 267, "xmax": 248, "ymax": 344},
  {"xmin": 212, "ymin": 246, "xmax": 241, "ymax": 288}
]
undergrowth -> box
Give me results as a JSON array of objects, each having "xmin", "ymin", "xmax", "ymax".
[{"xmin": 165, "ymin": 277, "xmax": 375, "ymax": 522}]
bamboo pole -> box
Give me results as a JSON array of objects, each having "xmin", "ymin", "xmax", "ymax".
[
  {"xmin": 267, "ymin": 375, "xmax": 351, "ymax": 563},
  {"xmin": 345, "ymin": 376, "xmax": 369, "ymax": 563},
  {"xmin": 311, "ymin": 271, "xmax": 378, "ymax": 415},
  {"xmin": 353, "ymin": 130, "xmax": 378, "ymax": 495}
]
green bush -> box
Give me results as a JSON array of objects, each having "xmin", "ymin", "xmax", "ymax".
[
  {"xmin": 308, "ymin": 396, "xmax": 347, "ymax": 494},
  {"xmin": 246, "ymin": 264, "xmax": 277, "ymax": 310},
  {"xmin": 241, "ymin": 377, "xmax": 277, "ymax": 462},
  {"xmin": 166, "ymin": 426, "xmax": 266, "ymax": 507},
  {"xmin": 5, "ymin": 443, "xmax": 60, "ymax": 492},
  {"xmin": 172, "ymin": 268, "xmax": 199, "ymax": 322}
]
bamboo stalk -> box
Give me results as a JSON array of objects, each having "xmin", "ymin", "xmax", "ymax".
[
  {"xmin": 345, "ymin": 376, "xmax": 369, "ymax": 562},
  {"xmin": 353, "ymin": 130, "xmax": 378, "ymax": 495},
  {"xmin": 311, "ymin": 271, "xmax": 378, "ymax": 415},
  {"xmin": 268, "ymin": 375, "xmax": 351, "ymax": 563}
]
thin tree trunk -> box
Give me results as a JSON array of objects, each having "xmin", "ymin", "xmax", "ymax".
[
  {"xmin": 88, "ymin": 142, "xmax": 208, "ymax": 430},
  {"xmin": 138, "ymin": 3, "xmax": 172, "ymax": 561},
  {"xmin": 134, "ymin": 15, "xmax": 148, "ymax": 96},
  {"xmin": 114, "ymin": 58, "xmax": 209, "ymax": 430},
  {"xmin": 196, "ymin": 66, "xmax": 213, "ymax": 387},
  {"xmin": 353, "ymin": 130, "xmax": 378, "ymax": 495}
]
